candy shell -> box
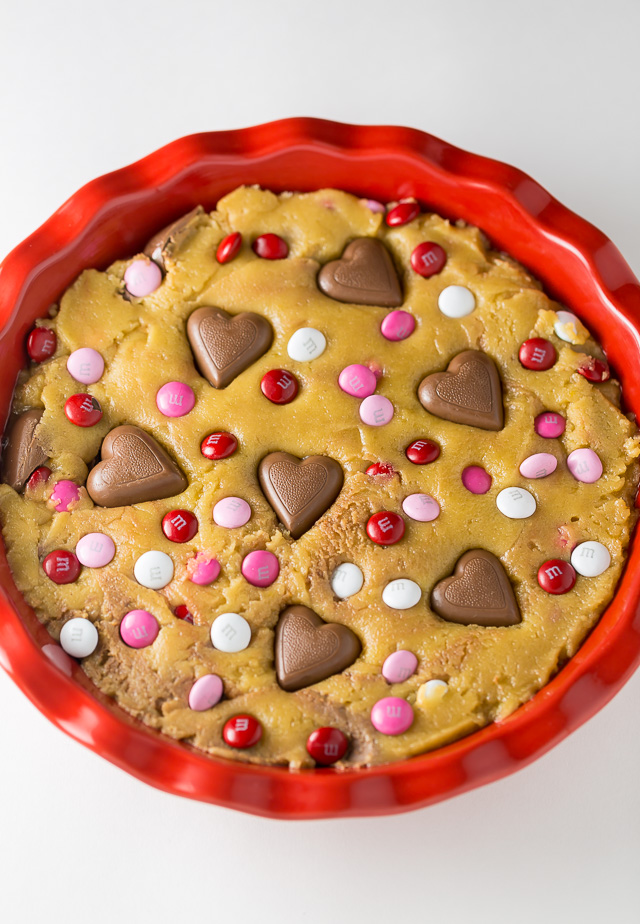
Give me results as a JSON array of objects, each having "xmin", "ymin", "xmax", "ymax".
[
  {"xmin": 306, "ymin": 727, "xmax": 349, "ymax": 764},
  {"xmin": 42, "ymin": 550, "xmax": 81, "ymax": 584},
  {"xmin": 261, "ymin": 369, "xmax": 299, "ymax": 404},
  {"xmin": 496, "ymin": 487, "xmax": 536, "ymax": 519},
  {"xmin": 120, "ymin": 610, "xmax": 160, "ymax": 648},
  {"xmin": 330, "ymin": 562, "xmax": 364, "ymax": 599},
  {"xmin": 287, "ymin": 327, "xmax": 326, "ymax": 362},
  {"xmin": 417, "ymin": 680, "xmax": 448, "ymax": 706},
  {"xmin": 554, "ymin": 310, "xmax": 582, "ymax": 343},
  {"xmin": 570, "ymin": 541, "xmax": 611, "ymax": 577},
  {"xmin": 67, "ymin": 348, "xmax": 104, "ymax": 384},
  {"xmin": 461, "ymin": 466, "xmax": 492, "ymax": 494},
  {"xmin": 75, "ymin": 533, "xmax": 115, "ymax": 568},
  {"xmin": 189, "ymin": 674, "xmax": 224, "ymax": 711},
  {"xmin": 402, "ymin": 494, "xmax": 440, "ymax": 522},
  {"xmin": 223, "ymin": 715, "xmax": 262, "ymax": 748},
  {"xmin": 534, "ymin": 412, "xmax": 565, "ymax": 438},
  {"xmin": 359, "ymin": 394, "xmax": 394, "ymax": 426},
  {"xmin": 382, "ymin": 650, "xmax": 418, "ymax": 683},
  {"xmin": 411, "ymin": 242, "xmax": 447, "ymax": 278},
  {"xmin": 380, "ymin": 309, "xmax": 416, "ymax": 341},
  {"xmin": 211, "ymin": 612, "xmax": 251, "ymax": 652},
  {"xmin": 156, "ymin": 381, "xmax": 195, "ymax": 418},
  {"xmin": 537, "ymin": 560, "xmax": 576, "ymax": 594},
  {"xmin": 367, "ymin": 512, "xmax": 405, "ymax": 546},
  {"xmin": 567, "ymin": 448, "xmax": 603, "ymax": 484},
  {"xmin": 51, "ymin": 480, "xmax": 80, "ymax": 512},
  {"xmin": 133, "ymin": 550, "xmax": 174, "ymax": 589},
  {"xmin": 382, "ymin": 579, "xmax": 422, "ymax": 610},
  {"xmin": 338, "ymin": 364, "xmax": 377, "ymax": 397},
  {"xmin": 370, "ymin": 697, "xmax": 414, "ymax": 735},
  {"xmin": 438, "ymin": 285, "xmax": 475, "ymax": 318},
  {"xmin": 519, "ymin": 453, "xmax": 558, "ymax": 479},
  {"xmin": 241, "ymin": 550, "xmax": 279, "ymax": 587},
  {"xmin": 213, "ymin": 496, "xmax": 251, "ymax": 528},
  {"xmin": 124, "ymin": 259, "xmax": 162, "ymax": 297},
  {"xmin": 188, "ymin": 554, "xmax": 220, "ymax": 586},
  {"xmin": 60, "ymin": 618, "xmax": 98, "ymax": 658}
]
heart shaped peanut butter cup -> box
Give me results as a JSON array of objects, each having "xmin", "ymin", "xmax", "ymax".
[
  {"xmin": 258, "ymin": 452, "xmax": 344, "ymax": 539},
  {"xmin": 431, "ymin": 550, "xmax": 521, "ymax": 627},
  {"xmin": 87, "ymin": 425, "xmax": 187, "ymax": 507},
  {"xmin": 0, "ymin": 408, "xmax": 48, "ymax": 492},
  {"xmin": 418, "ymin": 349, "xmax": 504, "ymax": 430},
  {"xmin": 187, "ymin": 307, "xmax": 273, "ymax": 389},
  {"xmin": 144, "ymin": 206, "xmax": 204, "ymax": 270},
  {"xmin": 318, "ymin": 238, "xmax": 403, "ymax": 307},
  {"xmin": 275, "ymin": 605, "xmax": 361, "ymax": 692}
]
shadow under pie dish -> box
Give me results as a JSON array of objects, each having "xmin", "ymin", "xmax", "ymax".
[{"xmin": 0, "ymin": 120, "xmax": 639, "ymax": 818}]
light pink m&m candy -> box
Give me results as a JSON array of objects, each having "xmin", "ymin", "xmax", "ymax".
[
  {"xmin": 241, "ymin": 550, "xmax": 279, "ymax": 587},
  {"xmin": 382, "ymin": 650, "xmax": 418, "ymax": 684},
  {"xmin": 213, "ymin": 496, "xmax": 251, "ymax": 528},
  {"xmin": 120, "ymin": 610, "xmax": 159, "ymax": 648},
  {"xmin": 359, "ymin": 394, "xmax": 394, "ymax": 427},
  {"xmin": 156, "ymin": 381, "xmax": 195, "ymax": 417},
  {"xmin": 189, "ymin": 674, "xmax": 224, "ymax": 711},
  {"xmin": 567, "ymin": 448, "xmax": 603, "ymax": 483},
  {"xmin": 338, "ymin": 364, "xmax": 377, "ymax": 397},
  {"xmin": 124, "ymin": 259, "xmax": 162, "ymax": 297},
  {"xmin": 76, "ymin": 533, "xmax": 115, "ymax": 568},
  {"xmin": 535, "ymin": 412, "xmax": 565, "ymax": 438},
  {"xmin": 370, "ymin": 697, "xmax": 414, "ymax": 735},
  {"xmin": 51, "ymin": 480, "xmax": 80, "ymax": 512},
  {"xmin": 67, "ymin": 348, "xmax": 104, "ymax": 384},
  {"xmin": 188, "ymin": 553, "xmax": 221, "ymax": 585},
  {"xmin": 402, "ymin": 493, "xmax": 440, "ymax": 522},
  {"xmin": 381, "ymin": 310, "xmax": 416, "ymax": 342},
  {"xmin": 361, "ymin": 198, "xmax": 385, "ymax": 213},
  {"xmin": 519, "ymin": 453, "xmax": 558, "ymax": 479}
]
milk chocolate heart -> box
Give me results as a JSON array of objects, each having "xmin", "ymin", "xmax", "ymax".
[
  {"xmin": 258, "ymin": 452, "xmax": 343, "ymax": 539},
  {"xmin": 187, "ymin": 307, "xmax": 273, "ymax": 388},
  {"xmin": 418, "ymin": 350, "xmax": 504, "ymax": 430},
  {"xmin": 317, "ymin": 238, "xmax": 403, "ymax": 307},
  {"xmin": 275, "ymin": 605, "xmax": 361, "ymax": 692},
  {"xmin": 431, "ymin": 550, "xmax": 521, "ymax": 627},
  {"xmin": 0, "ymin": 409, "xmax": 48, "ymax": 492},
  {"xmin": 144, "ymin": 206, "xmax": 204, "ymax": 270},
  {"xmin": 87, "ymin": 425, "xmax": 187, "ymax": 507}
]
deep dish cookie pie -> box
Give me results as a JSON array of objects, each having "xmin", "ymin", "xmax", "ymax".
[{"xmin": 0, "ymin": 186, "xmax": 637, "ymax": 768}]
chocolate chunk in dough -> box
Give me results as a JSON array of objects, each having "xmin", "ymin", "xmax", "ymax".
[
  {"xmin": 418, "ymin": 350, "xmax": 504, "ymax": 431},
  {"xmin": 275, "ymin": 605, "xmax": 361, "ymax": 692},
  {"xmin": 143, "ymin": 206, "xmax": 205, "ymax": 270},
  {"xmin": 86, "ymin": 425, "xmax": 187, "ymax": 507},
  {"xmin": 259, "ymin": 452, "xmax": 343, "ymax": 539},
  {"xmin": 0, "ymin": 409, "xmax": 48, "ymax": 491},
  {"xmin": 187, "ymin": 307, "xmax": 273, "ymax": 389},
  {"xmin": 318, "ymin": 238, "xmax": 403, "ymax": 307},
  {"xmin": 431, "ymin": 549, "xmax": 521, "ymax": 627}
]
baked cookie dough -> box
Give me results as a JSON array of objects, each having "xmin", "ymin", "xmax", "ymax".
[{"xmin": 1, "ymin": 187, "xmax": 638, "ymax": 768}]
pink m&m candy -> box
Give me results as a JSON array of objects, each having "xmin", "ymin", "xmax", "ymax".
[
  {"xmin": 67, "ymin": 348, "xmax": 104, "ymax": 384},
  {"xmin": 370, "ymin": 697, "xmax": 414, "ymax": 735},
  {"xmin": 213, "ymin": 496, "xmax": 251, "ymax": 528},
  {"xmin": 188, "ymin": 553, "xmax": 221, "ymax": 585},
  {"xmin": 51, "ymin": 480, "xmax": 80, "ymax": 512},
  {"xmin": 124, "ymin": 259, "xmax": 162, "ymax": 297},
  {"xmin": 361, "ymin": 198, "xmax": 385, "ymax": 213},
  {"xmin": 380, "ymin": 310, "xmax": 416, "ymax": 341},
  {"xmin": 461, "ymin": 465, "xmax": 492, "ymax": 494},
  {"xmin": 76, "ymin": 533, "xmax": 115, "ymax": 568},
  {"xmin": 189, "ymin": 674, "xmax": 224, "ymax": 711},
  {"xmin": 359, "ymin": 394, "xmax": 394, "ymax": 427},
  {"xmin": 241, "ymin": 550, "xmax": 279, "ymax": 587},
  {"xmin": 534, "ymin": 411, "xmax": 566, "ymax": 438},
  {"xmin": 120, "ymin": 610, "xmax": 159, "ymax": 648},
  {"xmin": 402, "ymin": 493, "xmax": 440, "ymax": 522},
  {"xmin": 382, "ymin": 650, "xmax": 418, "ymax": 684},
  {"xmin": 156, "ymin": 381, "xmax": 195, "ymax": 417},
  {"xmin": 519, "ymin": 453, "xmax": 558, "ymax": 479},
  {"xmin": 338, "ymin": 364, "xmax": 377, "ymax": 397},
  {"xmin": 567, "ymin": 448, "xmax": 603, "ymax": 483}
]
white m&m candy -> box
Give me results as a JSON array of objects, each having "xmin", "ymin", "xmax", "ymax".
[
  {"xmin": 134, "ymin": 550, "xmax": 174, "ymax": 589},
  {"xmin": 211, "ymin": 612, "xmax": 252, "ymax": 653},
  {"xmin": 496, "ymin": 487, "xmax": 536, "ymax": 519},
  {"xmin": 382, "ymin": 579, "xmax": 422, "ymax": 610},
  {"xmin": 330, "ymin": 562, "xmax": 364, "ymax": 599},
  {"xmin": 438, "ymin": 285, "xmax": 476, "ymax": 318},
  {"xmin": 287, "ymin": 327, "xmax": 326, "ymax": 362},
  {"xmin": 60, "ymin": 617, "xmax": 98, "ymax": 659},
  {"xmin": 554, "ymin": 310, "xmax": 584, "ymax": 343},
  {"xmin": 571, "ymin": 541, "xmax": 611, "ymax": 577}
]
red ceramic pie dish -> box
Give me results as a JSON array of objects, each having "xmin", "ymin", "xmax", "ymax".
[{"xmin": 1, "ymin": 119, "xmax": 639, "ymax": 818}]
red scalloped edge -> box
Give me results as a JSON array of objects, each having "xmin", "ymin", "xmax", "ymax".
[{"xmin": 0, "ymin": 118, "xmax": 639, "ymax": 819}]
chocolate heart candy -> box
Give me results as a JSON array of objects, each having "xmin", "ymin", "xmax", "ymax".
[
  {"xmin": 418, "ymin": 350, "xmax": 504, "ymax": 430},
  {"xmin": 144, "ymin": 206, "xmax": 204, "ymax": 270},
  {"xmin": 275, "ymin": 605, "xmax": 361, "ymax": 692},
  {"xmin": 317, "ymin": 238, "xmax": 403, "ymax": 307},
  {"xmin": 87, "ymin": 425, "xmax": 187, "ymax": 507},
  {"xmin": 0, "ymin": 409, "xmax": 48, "ymax": 491},
  {"xmin": 187, "ymin": 307, "xmax": 273, "ymax": 389},
  {"xmin": 431, "ymin": 550, "xmax": 521, "ymax": 627},
  {"xmin": 259, "ymin": 452, "xmax": 343, "ymax": 539}
]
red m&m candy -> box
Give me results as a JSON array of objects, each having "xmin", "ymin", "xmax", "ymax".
[
  {"xmin": 252, "ymin": 234, "xmax": 288, "ymax": 260},
  {"xmin": 64, "ymin": 394, "xmax": 102, "ymax": 427},
  {"xmin": 162, "ymin": 509, "xmax": 198, "ymax": 543},
  {"xmin": 519, "ymin": 338, "xmax": 557, "ymax": 371},
  {"xmin": 43, "ymin": 550, "xmax": 81, "ymax": 584},
  {"xmin": 26, "ymin": 466, "xmax": 51, "ymax": 489},
  {"xmin": 578, "ymin": 356, "xmax": 610, "ymax": 383},
  {"xmin": 223, "ymin": 715, "xmax": 262, "ymax": 748},
  {"xmin": 405, "ymin": 439, "xmax": 440, "ymax": 464},
  {"xmin": 174, "ymin": 604, "xmax": 194, "ymax": 624},
  {"xmin": 27, "ymin": 327, "xmax": 57, "ymax": 362},
  {"xmin": 261, "ymin": 369, "xmax": 299, "ymax": 404},
  {"xmin": 366, "ymin": 511, "xmax": 405, "ymax": 546},
  {"xmin": 201, "ymin": 431, "xmax": 238, "ymax": 460},
  {"xmin": 366, "ymin": 462, "xmax": 396, "ymax": 480},
  {"xmin": 410, "ymin": 242, "xmax": 447, "ymax": 278},
  {"xmin": 216, "ymin": 231, "xmax": 242, "ymax": 264},
  {"xmin": 306, "ymin": 727, "xmax": 349, "ymax": 765},
  {"xmin": 537, "ymin": 559, "xmax": 576, "ymax": 594},
  {"xmin": 386, "ymin": 201, "xmax": 420, "ymax": 227}
]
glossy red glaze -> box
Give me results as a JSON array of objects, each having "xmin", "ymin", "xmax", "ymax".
[
  {"xmin": 216, "ymin": 231, "xmax": 242, "ymax": 264},
  {"xmin": 410, "ymin": 241, "xmax": 447, "ymax": 277},
  {"xmin": 386, "ymin": 201, "xmax": 420, "ymax": 227},
  {"xmin": 200, "ymin": 431, "xmax": 238, "ymax": 460},
  {"xmin": 578, "ymin": 356, "xmax": 611, "ymax": 383},
  {"xmin": 519, "ymin": 337, "xmax": 557, "ymax": 371},
  {"xmin": 538, "ymin": 560, "xmax": 577, "ymax": 594},
  {"xmin": 252, "ymin": 233, "xmax": 288, "ymax": 260},
  {"xmin": 366, "ymin": 511, "xmax": 405, "ymax": 546},
  {"xmin": 223, "ymin": 715, "xmax": 262, "ymax": 749},
  {"xmin": 0, "ymin": 120, "xmax": 639, "ymax": 819},
  {"xmin": 42, "ymin": 550, "xmax": 81, "ymax": 585},
  {"xmin": 27, "ymin": 326, "xmax": 57, "ymax": 362},
  {"xmin": 306, "ymin": 727, "xmax": 350, "ymax": 765},
  {"xmin": 405, "ymin": 439, "xmax": 440, "ymax": 465},
  {"xmin": 64, "ymin": 394, "xmax": 102, "ymax": 427},
  {"xmin": 260, "ymin": 368, "xmax": 298, "ymax": 404},
  {"xmin": 161, "ymin": 510, "xmax": 198, "ymax": 543}
]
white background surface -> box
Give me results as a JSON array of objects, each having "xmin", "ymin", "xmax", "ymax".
[{"xmin": 1, "ymin": 2, "xmax": 639, "ymax": 921}]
